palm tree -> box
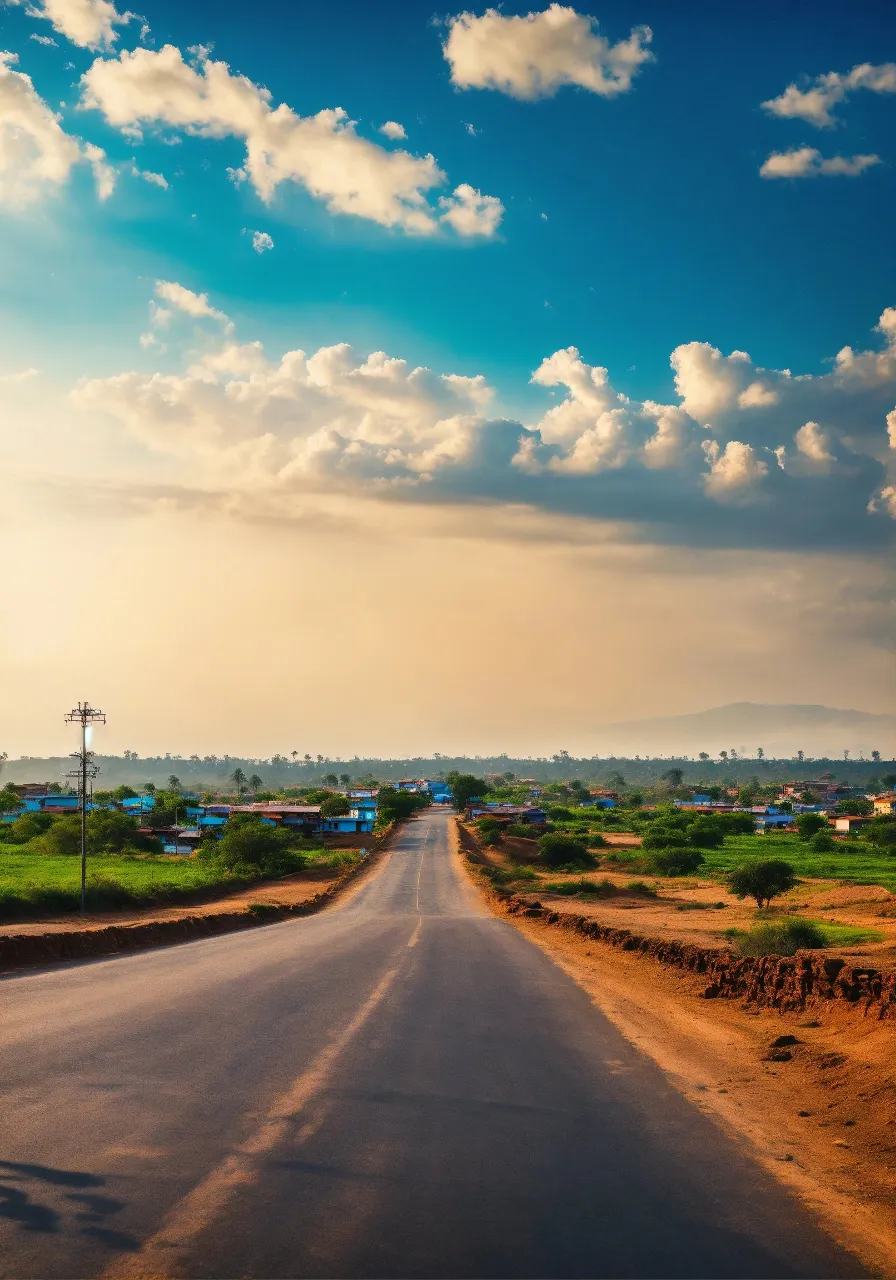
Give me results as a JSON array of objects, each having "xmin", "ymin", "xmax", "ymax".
[
  {"xmin": 249, "ymin": 773, "xmax": 263, "ymax": 793},
  {"xmin": 230, "ymin": 767, "xmax": 247, "ymax": 798}
]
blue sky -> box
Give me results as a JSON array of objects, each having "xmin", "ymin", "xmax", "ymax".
[
  {"xmin": 1, "ymin": 0, "xmax": 895, "ymax": 755},
  {"xmin": 3, "ymin": 0, "xmax": 895, "ymax": 401}
]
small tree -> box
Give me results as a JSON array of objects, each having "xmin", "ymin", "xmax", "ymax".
[
  {"xmin": 661, "ymin": 768, "xmax": 684, "ymax": 787},
  {"xmin": 320, "ymin": 794, "xmax": 350, "ymax": 817},
  {"xmin": 796, "ymin": 812, "xmax": 827, "ymax": 839},
  {"xmin": 324, "ymin": 773, "xmax": 339, "ymax": 787},
  {"xmin": 167, "ymin": 775, "xmax": 181, "ymax": 792},
  {"xmin": 248, "ymin": 773, "xmax": 263, "ymax": 793},
  {"xmin": 0, "ymin": 788, "xmax": 20, "ymax": 814},
  {"xmin": 446, "ymin": 773, "xmax": 489, "ymax": 810},
  {"xmin": 686, "ymin": 817, "xmax": 726, "ymax": 849},
  {"xmin": 203, "ymin": 815, "xmax": 303, "ymax": 877},
  {"xmin": 836, "ymin": 797, "xmax": 873, "ymax": 816},
  {"xmin": 727, "ymin": 859, "xmax": 796, "ymax": 908},
  {"xmin": 475, "ymin": 818, "xmax": 503, "ymax": 846},
  {"xmin": 339, "ymin": 773, "xmax": 351, "ymax": 787}
]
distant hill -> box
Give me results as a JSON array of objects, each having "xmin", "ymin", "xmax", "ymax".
[{"xmin": 593, "ymin": 703, "xmax": 896, "ymax": 760}]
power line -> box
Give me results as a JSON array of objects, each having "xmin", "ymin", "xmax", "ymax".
[{"xmin": 64, "ymin": 701, "xmax": 106, "ymax": 913}]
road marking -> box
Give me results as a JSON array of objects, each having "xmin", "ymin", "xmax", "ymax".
[
  {"xmin": 104, "ymin": 954, "xmax": 409, "ymax": 1280},
  {"xmin": 415, "ymin": 824, "xmax": 429, "ymax": 913}
]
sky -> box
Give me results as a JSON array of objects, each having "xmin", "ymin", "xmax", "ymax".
[{"xmin": 1, "ymin": 0, "xmax": 895, "ymax": 759}]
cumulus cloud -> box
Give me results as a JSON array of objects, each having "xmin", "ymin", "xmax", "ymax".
[
  {"xmin": 763, "ymin": 62, "xmax": 896, "ymax": 128},
  {"xmin": 80, "ymin": 44, "xmax": 502, "ymax": 235},
  {"xmin": 438, "ymin": 183, "xmax": 503, "ymax": 236},
  {"xmin": 0, "ymin": 51, "xmax": 113, "ymax": 205},
  {"xmin": 701, "ymin": 440, "xmax": 768, "ymax": 499},
  {"xmin": 0, "ymin": 366, "xmax": 38, "ymax": 382},
  {"xmin": 760, "ymin": 147, "xmax": 880, "ymax": 179},
  {"xmin": 10, "ymin": 0, "xmax": 134, "ymax": 49},
  {"xmin": 379, "ymin": 120, "xmax": 406, "ymax": 140},
  {"xmin": 69, "ymin": 285, "xmax": 896, "ymax": 546},
  {"xmin": 251, "ymin": 229, "xmax": 273, "ymax": 253},
  {"xmin": 443, "ymin": 4, "xmax": 652, "ymax": 100}
]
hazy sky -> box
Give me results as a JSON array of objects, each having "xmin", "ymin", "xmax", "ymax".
[{"xmin": 1, "ymin": 0, "xmax": 894, "ymax": 759}]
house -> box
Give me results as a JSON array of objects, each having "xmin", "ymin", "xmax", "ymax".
[
  {"xmin": 395, "ymin": 779, "xmax": 420, "ymax": 792},
  {"xmin": 831, "ymin": 815, "xmax": 873, "ymax": 835},
  {"xmin": 121, "ymin": 796, "xmax": 155, "ymax": 814},
  {"xmin": 466, "ymin": 804, "xmax": 547, "ymax": 824},
  {"xmin": 582, "ymin": 790, "xmax": 619, "ymax": 809},
  {"xmin": 754, "ymin": 812, "xmax": 795, "ymax": 832},
  {"xmin": 349, "ymin": 788, "xmax": 377, "ymax": 801},
  {"xmin": 871, "ymin": 792, "xmax": 896, "ymax": 816},
  {"xmin": 322, "ymin": 810, "xmax": 375, "ymax": 834},
  {"xmin": 23, "ymin": 793, "xmax": 79, "ymax": 813}
]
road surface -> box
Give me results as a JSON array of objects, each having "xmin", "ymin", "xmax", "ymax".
[{"xmin": 0, "ymin": 808, "xmax": 864, "ymax": 1278}]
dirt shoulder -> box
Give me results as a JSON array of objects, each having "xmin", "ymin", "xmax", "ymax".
[{"xmin": 452, "ymin": 823, "xmax": 896, "ymax": 1279}]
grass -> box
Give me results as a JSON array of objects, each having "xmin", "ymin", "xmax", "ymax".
[
  {"xmin": 680, "ymin": 834, "xmax": 896, "ymax": 892},
  {"xmin": 724, "ymin": 917, "xmax": 885, "ymax": 953},
  {"xmin": 0, "ymin": 843, "xmax": 358, "ymax": 921}
]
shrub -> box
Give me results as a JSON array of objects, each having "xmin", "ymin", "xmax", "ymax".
[
  {"xmin": 647, "ymin": 846, "xmax": 705, "ymax": 876},
  {"xmin": 201, "ymin": 815, "xmax": 306, "ymax": 877},
  {"xmin": 686, "ymin": 817, "xmax": 727, "ymax": 849},
  {"xmin": 587, "ymin": 832, "xmax": 607, "ymax": 848},
  {"xmin": 642, "ymin": 828, "xmax": 690, "ymax": 852},
  {"xmin": 545, "ymin": 805, "xmax": 574, "ymax": 821},
  {"xmin": 735, "ymin": 919, "xmax": 825, "ymax": 957},
  {"xmin": 865, "ymin": 818, "xmax": 896, "ymax": 849},
  {"xmin": 727, "ymin": 859, "xmax": 796, "ymax": 908},
  {"xmin": 809, "ymin": 831, "xmax": 835, "ymax": 852},
  {"xmin": 475, "ymin": 818, "xmax": 503, "ymax": 846},
  {"xmin": 4, "ymin": 812, "xmax": 55, "ymax": 844},
  {"xmin": 538, "ymin": 833, "xmax": 592, "ymax": 868},
  {"xmin": 796, "ymin": 812, "xmax": 827, "ymax": 839},
  {"xmin": 505, "ymin": 822, "xmax": 539, "ymax": 839}
]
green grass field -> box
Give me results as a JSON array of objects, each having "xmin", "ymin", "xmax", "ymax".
[
  {"xmin": 596, "ymin": 832, "xmax": 896, "ymax": 891},
  {"xmin": 0, "ymin": 843, "xmax": 359, "ymax": 921}
]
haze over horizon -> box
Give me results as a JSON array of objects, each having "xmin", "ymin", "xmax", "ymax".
[{"xmin": 1, "ymin": 0, "xmax": 894, "ymax": 754}]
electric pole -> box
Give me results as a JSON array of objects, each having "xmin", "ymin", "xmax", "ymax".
[{"xmin": 64, "ymin": 701, "xmax": 106, "ymax": 913}]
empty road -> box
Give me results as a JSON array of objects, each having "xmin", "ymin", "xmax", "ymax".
[{"xmin": 0, "ymin": 808, "xmax": 864, "ymax": 1278}]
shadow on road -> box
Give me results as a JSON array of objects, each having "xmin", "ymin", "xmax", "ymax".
[{"xmin": 0, "ymin": 1160, "xmax": 138, "ymax": 1251}]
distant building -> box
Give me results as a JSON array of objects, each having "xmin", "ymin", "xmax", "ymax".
[
  {"xmin": 23, "ymin": 794, "xmax": 79, "ymax": 813},
  {"xmin": 871, "ymin": 792, "xmax": 896, "ymax": 816},
  {"xmin": 582, "ymin": 790, "xmax": 619, "ymax": 809},
  {"xmin": 466, "ymin": 804, "xmax": 547, "ymax": 824},
  {"xmin": 831, "ymin": 815, "xmax": 873, "ymax": 835}
]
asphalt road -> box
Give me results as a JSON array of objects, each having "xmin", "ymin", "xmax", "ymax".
[{"xmin": 0, "ymin": 808, "xmax": 865, "ymax": 1279}]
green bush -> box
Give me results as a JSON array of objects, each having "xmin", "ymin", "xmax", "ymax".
[
  {"xmin": 545, "ymin": 805, "xmax": 574, "ymax": 821},
  {"xmin": 809, "ymin": 831, "xmax": 835, "ymax": 852},
  {"xmin": 686, "ymin": 817, "xmax": 727, "ymax": 849},
  {"xmin": 200, "ymin": 815, "xmax": 306, "ymax": 877},
  {"xmin": 3, "ymin": 812, "xmax": 55, "ymax": 844},
  {"xmin": 642, "ymin": 828, "xmax": 690, "ymax": 852},
  {"xmin": 727, "ymin": 859, "xmax": 796, "ymax": 908},
  {"xmin": 796, "ymin": 812, "xmax": 827, "ymax": 839},
  {"xmin": 865, "ymin": 818, "xmax": 896, "ymax": 849},
  {"xmin": 538, "ymin": 833, "xmax": 593, "ymax": 869},
  {"xmin": 587, "ymin": 832, "xmax": 607, "ymax": 848},
  {"xmin": 475, "ymin": 817, "xmax": 503, "ymax": 846},
  {"xmin": 505, "ymin": 822, "xmax": 539, "ymax": 839},
  {"xmin": 735, "ymin": 919, "xmax": 825, "ymax": 957},
  {"xmin": 647, "ymin": 846, "xmax": 705, "ymax": 876}
]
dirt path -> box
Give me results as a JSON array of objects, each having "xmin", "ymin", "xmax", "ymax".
[{"xmin": 452, "ymin": 825, "xmax": 896, "ymax": 1278}]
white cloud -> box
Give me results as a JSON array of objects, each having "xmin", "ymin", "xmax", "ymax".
[
  {"xmin": 759, "ymin": 147, "xmax": 880, "ymax": 179},
  {"xmin": 0, "ymin": 50, "xmax": 108, "ymax": 205},
  {"xmin": 29, "ymin": 33, "xmax": 57, "ymax": 46},
  {"xmin": 12, "ymin": 0, "xmax": 133, "ymax": 50},
  {"xmin": 887, "ymin": 407, "xmax": 896, "ymax": 450},
  {"xmin": 85, "ymin": 140, "xmax": 115, "ymax": 198},
  {"xmin": 251, "ymin": 229, "xmax": 273, "ymax": 253},
  {"xmin": 131, "ymin": 161, "xmax": 167, "ymax": 188},
  {"xmin": 869, "ymin": 486, "xmax": 896, "ymax": 519},
  {"xmin": 155, "ymin": 280, "xmax": 230, "ymax": 325},
  {"xmin": 701, "ymin": 439, "xmax": 768, "ymax": 499},
  {"xmin": 379, "ymin": 120, "xmax": 406, "ymax": 140},
  {"xmin": 443, "ymin": 4, "xmax": 653, "ymax": 100},
  {"xmin": 68, "ymin": 286, "xmax": 896, "ymax": 547},
  {"xmin": 0, "ymin": 366, "xmax": 38, "ymax": 382},
  {"xmin": 438, "ymin": 183, "xmax": 503, "ymax": 237},
  {"xmin": 794, "ymin": 420, "xmax": 835, "ymax": 466},
  {"xmin": 762, "ymin": 62, "xmax": 896, "ymax": 128},
  {"xmin": 80, "ymin": 44, "xmax": 501, "ymax": 236}
]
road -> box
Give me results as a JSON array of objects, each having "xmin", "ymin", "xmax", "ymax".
[{"xmin": 0, "ymin": 808, "xmax": 864, "ymax": 1279}]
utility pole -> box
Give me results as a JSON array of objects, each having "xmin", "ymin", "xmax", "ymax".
[{"xmin": 65, "ymin": 701, "xmax": 106, "ymax": 913}]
